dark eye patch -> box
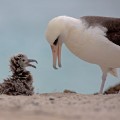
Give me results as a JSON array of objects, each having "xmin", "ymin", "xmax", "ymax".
[{"xmin": 53, "ymin": 37, "xmax": 59, "ymax": 46}]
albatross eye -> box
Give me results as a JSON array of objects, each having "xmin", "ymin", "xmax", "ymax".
[{"xmin": 53, "ymin": 37, "xmax": 59, "ymax": 46}]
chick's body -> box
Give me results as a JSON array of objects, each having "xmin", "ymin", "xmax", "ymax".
[{"xmin": 0, "ymin": 54, "xmax": 37, "ymax": 96}]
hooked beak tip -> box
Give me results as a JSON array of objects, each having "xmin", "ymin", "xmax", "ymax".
[
  {"xmin": 58, "ymin": 64, "xmax": 62, "ymax": 68},
  {"xmin": 33, "ymin": 66, "xmax": 37, "ymax": 69},
  {"xmin": 34, "ymin": 60, "xmax": 38, "ymax": 64},
  {"xmin": 53, "ymin": 65, "xmax": 58, "ymax": 70},
  {"xmin": 53, "ymin": 64, "xmax": 62, "ymax": 69}
]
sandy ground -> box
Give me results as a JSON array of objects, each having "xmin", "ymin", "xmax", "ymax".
[{"xmin": 0, "ymin": 93, "xmax": 120, "ymax": 120}]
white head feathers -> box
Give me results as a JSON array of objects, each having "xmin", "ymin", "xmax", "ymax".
[{"xmin": 45, "ymin": 16, "xmax": 65, "ymax": 45}]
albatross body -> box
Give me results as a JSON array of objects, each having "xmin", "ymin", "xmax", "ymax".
[{"xmin": 45, "ymin": 16, "xmax": 120, "ymax": 94}]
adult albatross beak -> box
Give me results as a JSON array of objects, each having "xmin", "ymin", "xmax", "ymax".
[{"xmin": 51, "ymin": 44, "xmax": 62, "ymax": 69}]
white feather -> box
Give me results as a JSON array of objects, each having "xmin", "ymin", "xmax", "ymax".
[{"xmin": 45, "ymin": 16, "xmax": 120, "ymax": 93}]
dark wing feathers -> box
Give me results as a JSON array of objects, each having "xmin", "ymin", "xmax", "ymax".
[{"xmin": 81, "ymin": 16, "xmax": 120, "ymax": 46}]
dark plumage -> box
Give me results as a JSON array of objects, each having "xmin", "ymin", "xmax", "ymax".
[
  {"xmin": 0, "ymin": 54, "xmax": 37, "ymax": 96},
  {"xmin": 104, "ymin": 83, "xmax": 120, "ymax": 94},
  {"xmin": 81, "ymin": 16, "xmax": 120, "ymax": 46}
]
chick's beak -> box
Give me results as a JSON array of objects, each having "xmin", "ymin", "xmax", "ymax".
[
  {"xmin": 27, "ymin": 59, "xmax": 38, "ymax": 68},
  {"xmin": 51, "ymin": 44, "xmax": 62, "ymax": 69}
]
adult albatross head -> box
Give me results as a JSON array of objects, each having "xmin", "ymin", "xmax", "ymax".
[
  {"xmin": 45, "ymin": 16, "xmax": 79, "ymax": 69},
  {"xmin": 45, "ymin": 16, "xmax": 67, "ymax": 69}
]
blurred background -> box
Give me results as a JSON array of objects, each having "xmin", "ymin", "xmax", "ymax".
[{"xmin": 0, "ymin": 0, "xmax": 120, "ymax": 94}]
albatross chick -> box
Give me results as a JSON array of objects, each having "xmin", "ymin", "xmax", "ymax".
[{"xmin": 0, "ymin": 54, "xmax": 37, "ymax": 95}]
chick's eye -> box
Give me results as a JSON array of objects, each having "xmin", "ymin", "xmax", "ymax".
[{"xmin": 22, "ymin": 59, "xmax": 25, "ymax": 62}]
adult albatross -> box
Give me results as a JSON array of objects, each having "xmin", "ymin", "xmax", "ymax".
[{"xmin": 45, "ymin": 16, "xmax": 120, "ymax": 94}]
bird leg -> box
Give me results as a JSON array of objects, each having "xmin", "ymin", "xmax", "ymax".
[{"xmin": 99, "ymin": 73, "xmax": 107, "ymax": 94}]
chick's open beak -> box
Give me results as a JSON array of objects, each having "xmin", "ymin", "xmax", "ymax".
[
  {"xmin": 27, "ymin": 59, "xmax": 38, "ymax": 68},
  {"xmin": 51, "ymin": 44, "xmax": 62, "ymax": 69}
]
